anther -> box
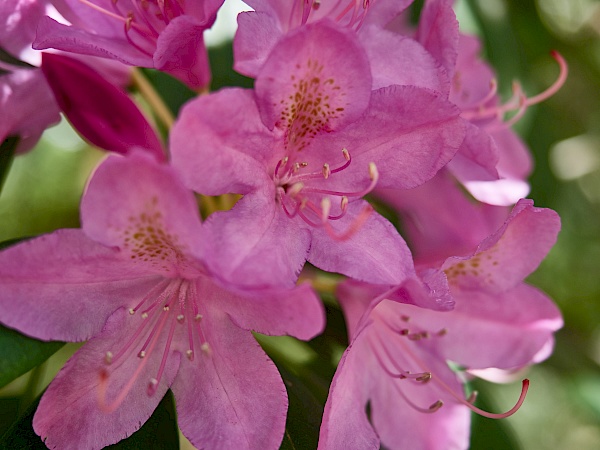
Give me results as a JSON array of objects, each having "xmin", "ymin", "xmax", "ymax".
[
  {"xmin": 201, "ymin": 342, "xmax": 211, "ymax": 355},
  {"xmin": 138, "ymin": 350, "xmax": 146, "ymax": 358},
  {"xmin": 105, "ymin": 351, "xmax": 113, "ymax": 364},
  {"xmin": 321, "ymin": 197, "xmax": 332, "ymax": 221},
  {"xmin": 194, "ymin": 314, "xmax": 203, "ymax": 322},
  {"xmin": 186, "ymin": 350, "xmax": 194, "ymax": 361},
  {"xmin": 323, "ymin": 163, "xmax": 331, "ymax": 179},
  {"xmin": 288, "ymin": 182, "xmax": 304, "ymax": 197},
  {"xmin": 342, "ymin": 148, "xmax": 350, "ymax": 161},
  {"xmin": 163, "ymin": 305, "xmax": 170, "ymax": 311},
  {"xmin": 128, "ymin": 308, "xmax": 135, "ymax": 315},
  {"xmin": 368, "ymin": 162, "xmax": 378, "ymax": 181},
  {"xmin": 416, "ymin": 372, "xmax": 432, "ymax": 383},
  {"xmin": 141, "ymin": 312, "xmax": 149, "ymax": 319},
  {"xmin": 428, "ymin": 400, "xmax": 444, "ymax": 412},
  {"xmin": 467, "ymin": 391, "xmax": 478, "ymax": 403},
  {"xmin": 177, "ymin": 314, "xmax": 185, "ymax": 323},
  {"xmin": 340, "ymin": 196, "xmax": 348, "ymax": 210}
]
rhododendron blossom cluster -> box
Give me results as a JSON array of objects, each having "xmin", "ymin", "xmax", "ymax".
[{"xmin": 0, "ymin": 0, "xmax": 567, "ymax": 449}]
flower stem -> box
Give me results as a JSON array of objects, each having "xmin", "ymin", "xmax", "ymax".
[{"xmin": 131, "ymin": 69, "xmax": 175, "ymax": 130}]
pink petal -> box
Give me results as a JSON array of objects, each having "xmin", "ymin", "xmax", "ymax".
[
  {"xmin": 34, "ymin": 308, "xmax": 181, "ymax": 450},
  {"xmin": 448, "ymin": 122, "xmax": 499, "ymax": 183},
  {"xmin": 0, "ymin": 0, "xmax": 46, "ymax": 55},
  {"xmin": 0, "ymin": 229, "xmax": 157, "ymax": 342},
  {"xmin": 0, "ymin": 68, "xmax": 60, "ymax": 154},
  {"xmin": 416, "ymin": 0, "xmax": 459, "ymax": 91},
  {"xmin": 254, "ymin": 20, "xmax": 372, "ymax": 141},
  {"xmin": 359, "ymin": 24, "xmax": 446, "ymax": 91},
  {"xmin": 170, "ymin": 88, "xmax": 275, "ymax": 195},
  {"xmin": 443, "ymin": 199, "xmax": 561, "ymax": 292},
  {"xmin": 81, "ymin": 152, "xmax": 204, "ymax": 276},
  {"xmin": 233, "ymin": 11, "xmax": 283, "ymax": 78},
  {"xmin": 34, "ymin": 16, "xmax": 153, "ymax": 67},
  {"xmin": 318, "ymin": 326, "xmax": 380, "ymax": 450},
  {"xmin": 201, "ymin": 191, "xmax": 310, "ymax": 288},
  {"xmin": 210, "ymin": 281, "xmax": 325, "ymax": 341},
  {"xmin": 319, "ymin": 85, "xmax": 464, "ymax": 190},
  {"xmin": 154, "ymin": 16, "xmax": 211, "ymax": 90},
  {"xmin": 41, "ymin": 53, "xmax": 164, "ymax": 160},
  {"xmin": 413, "ymin": 283, "xmax": 563, "ymax": 370},
  {"xmin": 172, "ymin": 306, "xmax": 287, "ymax": 450},
  {"xmin": 377, "ymin": 171, "xmax": 510, "ymax": 265},
  {"xmin": 308, "ymin": 201, "xmax": 415, "ymax": 285}
]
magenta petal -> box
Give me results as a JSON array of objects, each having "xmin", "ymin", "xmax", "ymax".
[
  {"xmin": 0, "ymin": 0, "xmax": 46, "ymax": 55},
  {"xmin": 172, "ymin": 308, "xmax": 287, "ymax": 450},
  {"xmin": 255, "ymin": 20, "xmax": 372, "ymax": 134},
  {"xmin": 41, "ymin": 53, "xmax": 164, "ymax": 160},
  {"xmin": 170, "ymin": 88, "xmax": 275, "ymax": 195},
  {"xmin": 34, "ymin": 16, "xmax": 152, "ymax": 67},
  {"xmin": 0, "ymin": 229, "xmax": 157, "ymax": 342},
  {"xmin": 34, "ymin": 308, "xmax": 181, "ymax": 450},
  {"xmin": 308, "ymin": 201, "xmax": 414, "ymax": 285},
  {"xmin": 201, "ymin": 192, "xmax": 310, "ymax": 287},
  {"xmin": 154, "ymin": 16, "xmax": 211, "ymax": 89},
  {"xmin": 81, "ymin": 152, "xmax": 203, "ymax": 268},
  {"xmin": 443, "ymin": 199, "xmax": 561, "ymax": 292},
  {"xmin": 212, "ymin": 282, "xmax": 325, "ymax": 340}
]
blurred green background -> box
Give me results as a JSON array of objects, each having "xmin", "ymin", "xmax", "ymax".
[{"xmin": 1, "ymin": 0, "xmax": 600, "ymax": 448}]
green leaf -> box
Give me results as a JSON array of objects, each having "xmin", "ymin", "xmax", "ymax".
[
  {"xmin": 107, "ymin": 390, "xmax": 179, "ymax": 450},
  {"xmin": 0, "ymin": 325, "xmax": 63, "ymax": 390},
  {"xmin": 278, "ymin": 365, "xmax": 324, "ymax": 450},
  {"xmin": 0, "ymin": 390, "xmax": 179, "ymax": 450},
  {"xmin": 0, "ymin": 136, "xmax": 18, "ymax": 195}
]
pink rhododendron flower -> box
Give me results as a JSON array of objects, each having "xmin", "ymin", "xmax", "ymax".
[
  {"xmin": 33, "ymin": 0, "xmax": 224, "ymax": 89},
  {"xmin": 0, "ymin": 152, "xmax": 325, "ymax": 450},
  {"xmin": 411, "ymin": 0, "xmax": 567, "ymax": 205},
  {"xmin": 233, "ymin": 0, "xmax": 447, "ymax": 89},
  {"xmin": 319, "ymin": 199, "xmax": 563, "ymax": 449},
  {"xmin": 171, "ymin": 20, "xmax": 464, "ymax": 288},
  {"xmin": 1, "ymin": 0, "xmax": 60, "ymax": 153}
]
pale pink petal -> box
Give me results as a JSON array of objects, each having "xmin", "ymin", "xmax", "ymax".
[
  {"xmin": 172, "ymin": 305, "xmax": 287, "ymax": 450},
  {"xmin": 0, "ymin": 229, "xmax": 158, "ymax": 342},
  {"xmin": 318, "ymin": 326, "xmax": 380, "ymax": 450},
  {"xmin": 81, "ymin": 152, "xmax": 204, "ymax": 277},
  {"xmin": 443, "ymin": 199, "xmax": 561, "ymax": 292},
  {"xmin": 449, "ymin": 122, "xmax": 499, "ymax": 183},
  {"xmin": 210, "ymin": 282, "xmax": 325, "ymax": 340},
  {"xmin": 401, "ymin": 284, "xmax": 563, "ymax": 370},
  {"xmin": 201, "ymin": 191, "xmax": 310, "ymax": 288},
  {"xmin": 255, "ymin": 20, "xmax": 371, "ymax": 141},
  {"xmin": 170, "ymin": 88, "xmax": 275, "ymax": 195},
  {"xmin": 307, "ymin": 201, "xmax": 414, "ymax": 285},
  {"xmin": 463, "ymin": 178, "xmax": 531, "ymax": 206},
  {"xmin": 34, "ymin": 308, "xmax": 181, "ymax": 450},
  {"xmin": 154, "ymin": 16, "xmax": 211, "ymax": 89}
]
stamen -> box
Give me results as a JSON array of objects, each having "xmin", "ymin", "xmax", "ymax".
[
  {"xmin": 323, "ymin": 163, "xmax": 331, "ymax": 179},
  {"xmin": 461, "ymin": 52, "xmax": 567, "ymax": 126},
  {"xmin": 177, "ymin": 314, "xmax": 185, "ymax": 323},
  {"xmin": 147, "ymin": 313, "xmax": 178, "ymax": 396},
  {"xmin": 105, "ymin": 351, "xmax": 113, "ymax": 364}
]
